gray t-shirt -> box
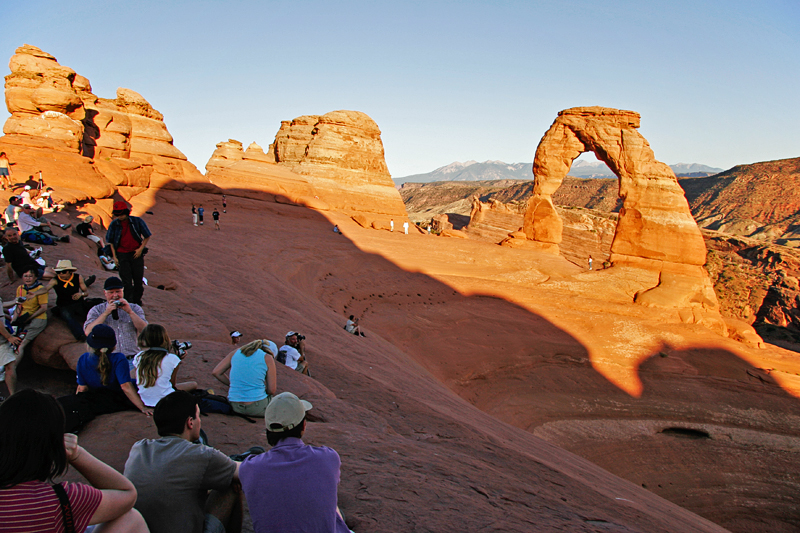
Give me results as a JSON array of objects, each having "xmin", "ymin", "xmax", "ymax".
[{"xmin": 124, "ymin": 436, "xmax": 237, "ymax": 533}]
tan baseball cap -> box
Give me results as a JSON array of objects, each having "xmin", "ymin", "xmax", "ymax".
[{"xmin": 264, "ymin": 392, "xmax": 312, "ymax": 432}]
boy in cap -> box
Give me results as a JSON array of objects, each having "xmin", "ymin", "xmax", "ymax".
[
  {"xmin": 239, "ymin": 392, "xmax": 351, "ymax": 533},
  {"xmin": 106, "ymin": 200, "xmax": 151, "ymax": 305}
]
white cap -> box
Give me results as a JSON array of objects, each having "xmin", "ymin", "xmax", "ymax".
[{"xmin": 264, "ymin": 392, "xmax": 312, "ymax": 432}]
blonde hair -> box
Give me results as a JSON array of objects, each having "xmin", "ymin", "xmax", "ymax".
[
  {"xmin": 239, "ymin": 339, "xmax": 273, "ymax": 357},
  {"xmin": 94, "ymin": 347, "xmax": 112, "ymax": 386},
  {"xmin": 137, "ymin": 324, "xmax": 171, "ymax": 389}
]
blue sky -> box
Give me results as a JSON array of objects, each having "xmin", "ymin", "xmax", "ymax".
[{"xmin": 2, "ymin": 0, "xmax": 798, "ymax": 177}]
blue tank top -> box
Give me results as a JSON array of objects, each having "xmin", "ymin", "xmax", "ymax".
[{"xmin": 228, "ymin": 348, "xmax": 268, "ymax": 402}]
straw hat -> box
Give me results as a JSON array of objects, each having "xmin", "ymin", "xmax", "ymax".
[{"xmin": 54, "ymin": 260, "xmax": 77, "ymax": 272}]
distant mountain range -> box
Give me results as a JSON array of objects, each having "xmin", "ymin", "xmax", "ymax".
[{"xmin": 394, "ymin": 160, "xmax": 725, "ymax": 184}]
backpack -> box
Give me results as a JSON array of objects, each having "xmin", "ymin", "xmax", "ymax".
[{"xmin": 190, "ymin": 390, "xmax": 256, "ymax": 423}]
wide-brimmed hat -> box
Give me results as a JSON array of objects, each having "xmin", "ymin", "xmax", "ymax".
[
  {"xmin": 54, "ymin": 260, "xmax": 77, "ymax": 272},
  {"xmin": 87, "ymin": 324, "xmax": 117, "ymax": 350},
  {"xmin": 264, "ymin": 392, "xmax": 312, "ymax": 433}
]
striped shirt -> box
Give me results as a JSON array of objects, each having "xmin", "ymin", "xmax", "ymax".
[{"xmin": 0, "ymin": 480, "xmax": 102, "ymax": 532}]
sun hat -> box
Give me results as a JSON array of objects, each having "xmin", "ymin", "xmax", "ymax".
[
  {"xmin": 54, "ymin": 260, "xmax": 77, "ymax": 272},
  {"xmin": 84, "ymin": 215, "xmax": 94, "ymax": 223},
  {"xmin": 87, "ymin": 324, "xmax": 117, "ymax": 350},
  {"xmin": 264, "ymin": 392, "xmax": 312, "ymax": 433}
]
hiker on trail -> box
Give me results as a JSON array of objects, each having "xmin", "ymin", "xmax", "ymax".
[
  {"xmin": 27, "ymin": 259, "xmax": 95, "ymax": 341},
  {"xmin": 0, "ymin": 389, "xmax": 148, "ymax": 532},
  {"xmin": 213, "ymin": 208, "xmax": 220, "ymax": 230},
  {"xmin": 212, "ymin": 338, "xmax": 277, "ymax": 417},
  {"xmin": 277, "ymin": 332, "xmax": 310, "ymax": 375},
  {"xmin": 106, "ymin": 200, "xmax": 151, "ymax": 305},
  {"xmin": 84, "ymin": 276, "xmax": 148, "ymax": 368},
  {"xmin": 124, "ymin": 390, "xmax": 243, "ymax": 533},
  {"xmin": 222, "ymin": 195, "xmax": 227, "ymax": 213},
  {"xmin": 588, "ymin": 255, "xmax": 593, "ymax": 271},
  {"xmin": 239, "ymin": 392, "xmax": 351, "ymax": 533},
  {"xmin": 0, "ymin": 152, "xmax": 12, "ymax": 190},
  {"xmin": 403, "ymin": 221, "xmax": 409, "ymax": 235},
  {"xmin": 192, "ymin": 204, "xmax": 198, "ymax": 226},
  {"xmin": 133, "ymin": 323, "xmax": 197, "ymax": 408},
  {"xmin": 198, "ymin": 205, "xmax": 205, "ymax": 226},
  {"xmin": 390, "ymin": 219, "xmax": 394, "ymax": 232}
]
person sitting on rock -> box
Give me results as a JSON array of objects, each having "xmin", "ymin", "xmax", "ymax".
[
  {"xmin": 0, "ymin": 295, "xmax": 22, "ymax": 401},
  {"xmin": 344, "ymin": 315, "xmax": 365, "ymax": 337},
  {"xmin": 4, "ymin": 196, "xmax": 21, "ymax": 226},
  {"xmin": 230, "ymin": 330, "xmax": 242, "ymax": 345},
  {"xmin": 124, "ymin": 390, "xmax": 243, "ymax": 533},
  {"xmin": 0, "ymin": 389, "xmax": 148, "ymax": 532},
  {"xmin": 58, "ymin": 324, "xmax": 152, "ymax": 433},
  {"xmin": 2, "ymin": 227, "xmax": 55, "ymax": 282},
  {"xmin": 26, "ymin": 259, "xmax": 95, "ymax": 342},
  {"xmin": 17, "ymin": 204, "xmax": 70, "ymax": 245},
  {"xmin": 4, "ymin": 267, "xmax": 49, "ymax": 396},
  {"xmin": 277, "ymin": 331, "xmax": 310, "ymax": 375},
  {"xmin": 212, "ymin": 338, "xmax": 277, "ymax": 417},
  {"xmin": 76, "ymin": 214, "xmax": 107, "ymax": 252},
  {"xmin": 239, "ymin": 392, "xmax": 351, "ymax": 533},
  {"xmin": 133, "ymin": 323, "xmax": 197, "ymax": 408},
  {"xmin": 84, "ymin": 276, "xmax": 148, "ymax": 370}
]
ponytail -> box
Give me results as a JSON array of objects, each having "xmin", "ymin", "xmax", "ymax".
[{"xmin": 94, "ymin": 347, "xmax": 112, "ymax": 386}]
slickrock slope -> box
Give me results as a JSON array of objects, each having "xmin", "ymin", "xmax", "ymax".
[
  {"xmin": 207, "ymin": 112, "xmax": 409, "ymax": 224},
  {"xmin": 1, "ymin": 44, "xmax": 207, "ymax": 212}
]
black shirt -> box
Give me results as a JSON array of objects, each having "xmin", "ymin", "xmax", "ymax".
[
  {"xmin": 2, "ymin": 242, "xmax": 39, "ymax": 277},
  {"xmin": 76, "ymin": 222, "xmax": 92, "ymax": 237}
]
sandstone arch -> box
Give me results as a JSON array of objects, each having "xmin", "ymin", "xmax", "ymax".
[{"xmin": 524, "ymin": 107, "xmax": 719, "ymax": 314}]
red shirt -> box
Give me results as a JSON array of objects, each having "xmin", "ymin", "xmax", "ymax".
[
  {"xmin": 116, "ymin": 219, "xmax": 141, "ymax": 253},
  {"xmin": 0, "ymin": 480, "xmax": 102, "ymax": 532}
]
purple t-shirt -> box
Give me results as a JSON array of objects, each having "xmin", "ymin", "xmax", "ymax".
[
  {"xmin": 76, "ymin": 351, "xmax": 133, "ymax": 390},
  {"xmin": 240, "ymin": 437, "xmax": 350, "ymax": 533}
]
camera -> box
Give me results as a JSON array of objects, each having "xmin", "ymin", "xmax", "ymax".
[
  {"xmin": 16, "ymin": 296, "xmax": 26, "ymax": 303},
  {"xmin": 171, "ymin": 340, "xmax": 192, "ymax": 358},
  {"xmin": 113, "ymin": 300, "xmax": 123, "ymax": 308},
  {"xmin": 295, "ymin": 334, "xmax": 305, "ymax": 342}
]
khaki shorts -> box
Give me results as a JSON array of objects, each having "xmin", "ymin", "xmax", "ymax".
[{"xmin": 230, "ymin": 396, "xmax": 271, "ymax": 417}]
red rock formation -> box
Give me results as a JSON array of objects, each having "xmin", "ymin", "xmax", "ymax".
[
  {"xmin": 523, "ymin": 107, "xmax": 722, "ymax": 328},
  {"xmin": 1, "ymin": 44, "xmax": 207, "ymax": 205},
  {"xmin": 205, "ymin": 111, "xmax": 409, "ymax": 224}
]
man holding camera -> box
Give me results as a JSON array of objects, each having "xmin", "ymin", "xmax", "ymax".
[
  {"xmin": 84, "ymin": 277, "xmax": 147, "ymax": 362},
  {"xmin": 277, "ymin": 331, "xmax": 309, "ymax": 375}
]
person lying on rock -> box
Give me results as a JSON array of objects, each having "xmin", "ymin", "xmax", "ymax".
[
  {"xmin": 133, "ymin": 323, "xmax": 197, "ymax": 409},
  {"xmin": 27, "ymin": 259, "xmax": 95, "ymax": 342},
  {"xmin": 58, "ymin": 324, "xmax": 152, "ymax": 433},
  {"xmin": 0, "ymin": 389, "xmax": 148, "ymax": 532},
  {"xmin": 277, "ymin": 331, "xmax": 310, "ymax": 375},
  {"xmin": 76, "ymin": 214, "xmax": 107, "ymax": 252},
  {"xmin": 17, "ymin": 204, "xmax": 70, "ymax": 245},
  {"xmin": 124, "ymin": 390, "xmax": 243, "ymax": 533},
  {"xmin": 84, "ymin": 276, "xmax": 148, "ymax": 372},
  {"xmin": 239, "ymin": 392, "xmax": 352, "ymax": 533},
  {"xmin": 2, "ymin": 227, "xmax": 55, "ymax": 282},
  {"xmin": 3, "ymin": 267, "xmax": 49, "ymax": 396}
]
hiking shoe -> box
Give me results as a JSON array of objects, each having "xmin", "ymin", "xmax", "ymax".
[
  {"xmin": 58, "ymin": 235, "xmax": 70, "ymax": 243},
  {"xmin": 85, "ymin": 275, "xmax": 96, "ymax": 287},
  {"xmin": 59, "ymin": 223, "xmax": 71, "ymax": 229},
  {"xmin": 360, "ymin": 332, "xmax": 366, "ymax": 337}
]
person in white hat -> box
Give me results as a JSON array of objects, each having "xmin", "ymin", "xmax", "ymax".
[
  {"xmin": 276, "ymin": 331, "xmax": 309, "ymax": 375},
  {"xmin": 239, "ymin": 392, "xmax": 351, "ymax": 533},
  {"xmin": 27, "ymin": 259, "xmax": 95, "ymax": 341}
]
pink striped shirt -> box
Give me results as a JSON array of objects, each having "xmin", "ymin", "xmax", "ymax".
[{"xmin": 0, "ymin": 480, "xmax": 102, "ymax": 533}]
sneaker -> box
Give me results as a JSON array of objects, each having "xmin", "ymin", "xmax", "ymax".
[
  {"xmin": 59, "ymin": 223, "xmax": 71, "ymax": 229},
  {"xmin": 360, "ymin": 332, "xmax": 366, "ymax": 337},
  {"xmin": 58, "ymin": 235, "xmax": 70, "ymax": 243},
  {"xmin": 85, "ymin": 275, "xmax": 96, "ymax": 287}
]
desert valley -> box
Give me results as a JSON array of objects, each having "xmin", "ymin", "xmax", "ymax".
[{"xmin": 1, "ymin": 44, "xmax": 799, "ymax": 533}]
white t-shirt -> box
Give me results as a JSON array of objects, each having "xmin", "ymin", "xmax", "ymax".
[
  {"xmin": 278, "ymin": 344, "xmax": 301, "ymax": 370},
  {"xmin": 133, "ymin": 351, "xmax": 181, "ymax": 407}
]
